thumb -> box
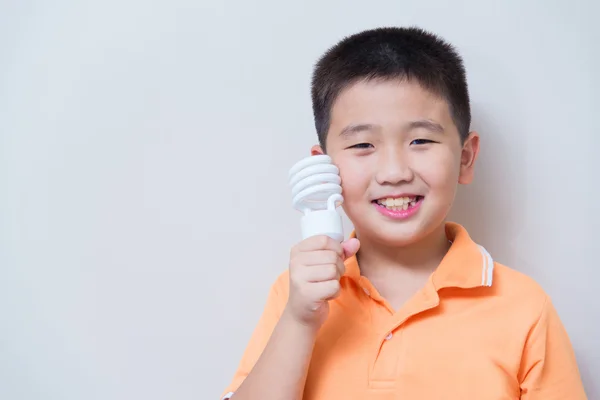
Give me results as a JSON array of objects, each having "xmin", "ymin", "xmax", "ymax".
[{"xmin": 341, "ymin": 238, "xmax": 360, "ymax": 260}]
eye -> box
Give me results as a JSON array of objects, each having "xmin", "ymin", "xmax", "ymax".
[
  {"xmin": 410, "ymin": 139, "xmax": 435, "ymax": 145},
  {"xmin": 348, "ymin": 143, "xmax": 373, "ymax": 149}
]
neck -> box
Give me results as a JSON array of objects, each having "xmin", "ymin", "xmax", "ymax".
[{"xmin": 355, "ymin": 223, "xmax": 450, "ymax": 279}]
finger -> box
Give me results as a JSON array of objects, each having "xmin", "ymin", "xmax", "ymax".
[
  {"xmin": 295, "ymin": 235, "xmax": 343, "ymax": 256},
  {"xmin": 302, "ymin": 264, "xmax": 339, "ymax": 282},
  {"xmin": 295, "ymin": 250, "xmax": 340, "ymax": 267},
  {"xmin": 310, "ymin": 279, "xmax": 341, "ymax": 302},
  {"xmin": 336, "ymin": 257, "xmax": 346, "ymax": 276},
  {"xmin": 342, "ymin": 238, "xmax": 360, "ymax": 260}
]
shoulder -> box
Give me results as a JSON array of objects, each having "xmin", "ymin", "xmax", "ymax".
[
  {"xmin": 493, "ymin": 263, "xmax": 546, "ymax": 297},
  {"xmin": 248, "ymin": 270, "xmax": 290, "ymax": 320},
  {"xmin": 491, "ymin": 262, "xmax": 549, "ymax": 318},
  {"xmin": 270, "ymin": 269, "xmax": 290, "ymax": 301},
  {"xmin": 492, "ymin": 264, "xmax": 585, "ymax": 396}
]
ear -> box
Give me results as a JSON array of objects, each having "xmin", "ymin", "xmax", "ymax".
[
  {"xmin": 311, "ymin": 144, "xmax": 325, "ymax": 156},
  {"xmin": 458, "ymin": 132, "xmax": 480, "ymax": 185}
]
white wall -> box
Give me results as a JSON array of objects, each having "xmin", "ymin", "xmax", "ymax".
[{"xmin": 1, "ymin": 0, "xmax": 598, "ymax": 399}]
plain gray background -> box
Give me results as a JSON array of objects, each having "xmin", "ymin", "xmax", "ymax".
[{"xmin": 1, "ymin": 0, "xmax": 598, "ymax": 399}]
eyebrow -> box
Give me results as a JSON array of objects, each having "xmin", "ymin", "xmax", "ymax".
[
  {"xmin": 339, "ymin": 124, "xmax": 377, "ymax": 137},
  {"xmin": 338, "ymin": 120, "xmax": 445, "ymax": 138},
  {"xmin": 409, "ymin": 119, "xmax": 445, "ymax": 134}
]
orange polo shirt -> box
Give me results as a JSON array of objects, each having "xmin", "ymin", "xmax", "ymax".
[{"xmin": 221, "ymin": 222, "xmax": 586, "ymax": 399}]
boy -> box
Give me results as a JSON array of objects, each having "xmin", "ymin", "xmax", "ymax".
[{"xmin": 220, "ymin": 27, "xmax": 586, "ymax": 399}]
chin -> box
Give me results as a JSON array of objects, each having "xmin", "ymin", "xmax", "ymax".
[
  {"xmin": 351, "ymin": 212, "xmax": 444, "ymax": 248},
  {"xmin": 370, "ymin": 225, "xmax": 432, "ymax": 247}
]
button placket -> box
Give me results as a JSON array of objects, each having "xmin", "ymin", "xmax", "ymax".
[{"xmin": 368, "ymin": 327, "xmax": 402, "ymax": 387}]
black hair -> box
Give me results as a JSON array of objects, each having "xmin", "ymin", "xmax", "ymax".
[{"xmin": 311, "ymin": 26, "xmax": 471, "ymax": 150}]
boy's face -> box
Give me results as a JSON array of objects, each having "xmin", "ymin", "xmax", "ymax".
[{"xmin": 312, "ymin": 79, "xmax": 479, "ymax": 246}]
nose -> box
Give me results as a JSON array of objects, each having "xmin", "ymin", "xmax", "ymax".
[{"xmin": 375, "ymin": 148, "xmax": 414, "ymax": 185}]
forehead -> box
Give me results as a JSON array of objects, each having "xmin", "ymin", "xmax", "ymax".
[{"xmin": 329, "ymin": 79, "xmax": 454, "ymax": 133}]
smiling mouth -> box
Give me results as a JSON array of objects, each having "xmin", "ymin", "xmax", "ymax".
[{"xmin": 372, "ymin": 196, "xmax": 424, "ymax": 211}]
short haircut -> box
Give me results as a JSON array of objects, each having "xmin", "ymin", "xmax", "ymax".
[{"xmin": 311, "ymin": 27, "xmax": 471, "ymax": 150}]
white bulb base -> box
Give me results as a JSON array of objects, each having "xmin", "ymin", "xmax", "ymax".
[{"xmin": 301, "ymin": 209, "xmax": 344, "ymax": 242}]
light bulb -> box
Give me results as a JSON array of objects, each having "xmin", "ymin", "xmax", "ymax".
[{"xmin": 288, "ymin": 154, "xmax": 344, "ymax": 242}]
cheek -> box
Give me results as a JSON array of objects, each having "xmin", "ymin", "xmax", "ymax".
[
  {"xmin": 415, "ymin": 149, "xmax": 460, "ymax": 189},
  {"xmin": 337, "ymin": 159, "xmax": 370, "ymax": 199}
]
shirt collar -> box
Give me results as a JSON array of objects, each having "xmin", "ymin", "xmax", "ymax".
[{"xmin": 343, "ymin": 222, "xmax": 494, "ymax": 290}]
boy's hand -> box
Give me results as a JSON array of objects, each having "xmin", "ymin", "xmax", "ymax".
[{"xmin": 284, "ymin": 235, "xmax": 360, "ymax": 330}]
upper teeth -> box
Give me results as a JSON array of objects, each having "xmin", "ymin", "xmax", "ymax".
[{"xmin": 377, "ymin": 197, "xmax": 417, "ymax": 207}]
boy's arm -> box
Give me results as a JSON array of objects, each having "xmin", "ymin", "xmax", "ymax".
[
  {"xmin": 220, "ymin": 275, "xmax": 317, "ymax": 400},
  {"xmin": 224, "ymin": 310, "xmax": 317, "ymax": 400},
  {"xmin": 221, "ymin": 235, "xmax": 356, "ymax": 400},
  {"xmin": 518, "ymin": 296, "xmax": 587, "ymax": 399}
]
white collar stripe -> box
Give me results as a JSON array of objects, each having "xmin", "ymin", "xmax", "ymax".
[{"xmin": 478, "ymin": 245, "xmax": 494, "ymax": 287}]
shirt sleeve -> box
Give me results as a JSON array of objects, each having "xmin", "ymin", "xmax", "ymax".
[
  {"xmin": 518, "ymin": 295, "xmax": 587, "ymax": 399},
  {"xmin": 220, "ymin": 273, "xmax": 289, "ymax": 399}
]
